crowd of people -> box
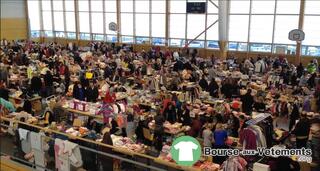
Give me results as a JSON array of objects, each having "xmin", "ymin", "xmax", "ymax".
[{"xmin": 1, "ymin": 39, "xmax": 320, "ymax": 171}]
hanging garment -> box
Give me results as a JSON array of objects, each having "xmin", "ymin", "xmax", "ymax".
[
  {"xmin": 221, "ymin": 156, "xmax": 247, "ymax": 171},
  {"xmin": 250, "ymin": 125, "xmax": 267, "ymax": 148},
  {"xmin": 112, "ymin": 104, "xmax": 119, "ymax": 114},
  {"xmin": 116, "ymin": 115, "xmax": 125, "ymax": 128},
  {"xmin": 55, "ymin": 139, "xmax": 70, "ymax": 171},
  {"xmin": 63, "ymin": 140, "xmax": 83, "ymax": 168},
  {"xmin": 97, "ymin": 103, "xmax": 114, "ymax": 124},
  {"xmin": 239, "ymin": 128, "xmax": 257, "ymax": 150},
  {"xmin": 19, "ymin": 128, "xmax": 31, "ymax": 154},
  {"xmin": 18, "ymin": 128, "xmax": 29, "ymax": 140},
  {"xmin": 119, "ymin": 103, "xmax": 126, "ymax": 113},
  {"xmin": 255, "ymin": 61, "xmax": 262, "ymax": 73},
  {"xmin": 30, "ymin": 132, "xmax": 42, "ymax": 151},
  {"xmin": 34, "ymin": 149, "xmax": 46, "ymax": 171}
]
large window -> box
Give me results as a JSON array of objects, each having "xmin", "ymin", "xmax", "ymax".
[
  {"xmin": 151, "ymin": 0, "xmax": 166, "ymax": 44},
  {"xmin": 135, "ymin": 0, "xmax": 150, "ymax": 38},
  {"xmin": 52, "ymin": 0, "xmax": 64, "ymax": 37},
  {"xmin": 121, "ymin": 13, "xmax": 134, "ymax": 36},
  {"xmin": 91, "ymin": 0, "xmax": 104, "ymax": 34},
  {"xmin": 53, "ymin": 11, "xmax": 64, "ymax": 32},
  {"xmin": 206, "ymin": 0, "xmax": 219, "ymax": 45},
  {"xmin": 273, "ymin": 15, "xmax": 299, "ymax": 44},
  {"xmin": 229, "ymin": 15, "xmax": 249, "ymax": 42},
  {"xmin": 228, "ymin": 0, "xmax": 310, "ymax": 55},
  {"xmin": 136, "ymin": 14, "xmax": 149, "ymax": 37},
  {"xmin": 303, "ymin": 0, "xmax": 320, "ymax": 56},
  {"xmin": 42, "ymin": 11, "xmax": 52, "ymax": 31},
  {"xmin": 152, "ymin": 14, "xmax": 165, "ymax": 38},
  {"xmin": 249, "ymin": 15, "xmax": 274, "ymax": 43},
  {"xmin": 79, "ymin": 12, "xmax": 90, "ymax": 33},
  {"xmin": 27, "ymin": 0, "xmax": 40, "ymax": 32},
  {"xmin": 170, "ymin": 14, "xmax": 186, "ymax": 39},
  {"xmin": 187, "ymin": 14, "xmax": 205, "ymax": 40},
  {"xmin": 66, "ymin": 12, "xmax": 76, "ymax": 32},
  {"xmin": 27, "ymin": 0, "xmax": 319, "ymax": 57},
  {"xmin": 65, "ymin": 0, "xmax": 75, "ymax": 34}
]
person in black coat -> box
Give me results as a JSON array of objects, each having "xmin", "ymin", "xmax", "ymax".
[
  {"xmin": 307, "ymin": 73, "xmax": 316, "ymax": 88},
  {"xmin": 154, "ymin": 113, "xmax": 165, "ymax": 151},
  {"xmin": 30, "ymin": 74, "xmax": 42, "ymax": 94},
  {"xmin": 297, "ymin": 63, "xmax": 304, "ymax": 78},
  {"xmin": 173, "ymin": 60, "xmax": 184, "ymax": 72},
  {"xmin": 289, "ymin": 100, "xmax": 300, "ymax": 131},
  {"xmin": 221, "ymin": 79, "xmax": 233, "ymax": 99},
  {"xmin": 110, "ymin": 119, "xmax": 119, "ymax": 135},
  {"xmin": 291, "ymin": 73, "xmax": 298, "ymax": 86},
  {"xmin": 253, "ymin": 97, "xmax": 266, "ymax": 112},
  {"xmin": 64, "ymin": 66, "xmax": 70, "ymax": 93},
  {"xmin": 180, "ymin": 104, "xmax": 191, "ymax": 126},
  {"xmin": 0, "ymin": 82, "xmax": 9, "ymax": 101},
  {"xmin": 85, "ymin": 81, "xmax": 99, "ymax": 102},
  {"xmin": 292, "ymin": 114, "xmax": 310, "ymax": 148},
  {"xmin": 23, "ymin": 100, "xmax": 33, "ymax": 115},
  {"xmin": 208, "ymin": 78, "xmax": 219, "ymax": 98},
  {"xmin": 164, "ymin": 102, "xmax": 177, "ymax": 124},
  {"xmin": 199, "ymin": 76, "xmax": 208, "ymax": 91},
  {"xmin": 44, "ymin": 71, "xmax": 53, "ymax": 87},
  {"xmin": 241, "ymin": 89, "xmax": 254, "ymax": 114},
  {"xmin": 44, "ymin": 71, "xmax": 54, "ymax": 96}
]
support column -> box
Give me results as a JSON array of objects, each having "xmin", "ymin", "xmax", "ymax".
[
  {"xmin": 218, "ymin": 0, "xmax": 229, "ymax": 59},
  {"xmin": 25, "ymin": 0, "xmax": 30, "ymax": 40},
  {"xmin": 39, "ymin": 0, "xmax": 44, "ymax": 43},
  {"xmin": 165, "ymin": 0, "xmax": 170, "ymax": 47},
  {"xmin": 74, "ymin": 0, "xmax": 80, "ymax": 43},
  {"xmin": 296, "ymin": 0, "xmax": 305, "ymax": 65},
  {"xmin": 116, "ymin": 0, "xmax": 121, "ymax": 44}
]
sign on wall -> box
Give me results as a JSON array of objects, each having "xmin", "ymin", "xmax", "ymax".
[{"xmin": 186, "ymin": 2, "xmax": 206, "ymax": 14}]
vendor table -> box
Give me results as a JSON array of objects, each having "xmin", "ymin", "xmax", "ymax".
[
  {"xmin": 64, "ymin": 107, "xmax": 103, "ymax": 120},
  {"xmin": 9, "ymin": 95, "xmax": 42, "ymax": 112},
  {"xmin": 154, "ymin": 158, "xmax": 203, "ymax": 171},
  {"xmin": 148, "ymin": 125, "xmax": 186, "ymax": 138}
]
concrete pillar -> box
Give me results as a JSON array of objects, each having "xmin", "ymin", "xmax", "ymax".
[
  {"xmin": 74, "ymin": 0, "xmax": 80, "ymax": 43},
  {"xmin": 218, "ymin": 0, "xmax": 229, "ymax": 59},
  {"xmin": 165, "ymin": 0, "xmax": 169, "ymax": 47},
  {"xmin": 296, "ymin": 0, "xmax": 305, "ymax": 65},
  {"xmin": 116, "ymin": 0, "xmax": 121, "ymax": 43}
]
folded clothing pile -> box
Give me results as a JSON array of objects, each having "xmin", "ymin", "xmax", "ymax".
[
  {"xmin": 163, "ymin": 122, "xmax": 183, "ymax": 134},
  {"xmin": 159, "ymin": 145, "xmax": 173, "ymax": 162},
  {"xmin": 65, "ymin": 127, "xmax": 88, "ymax": 137},
  {"xmin": 111, "ymin": 135, "xmax": 146, "ymax": 153},
  {"xmin": 195, "ymin": 161, "xmax": 220, "ymax": 171}
]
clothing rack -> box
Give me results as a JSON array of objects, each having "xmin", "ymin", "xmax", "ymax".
[
  {"xmin": 0, "ymin": 122, "xmax": 166, "ymax": 171},
  {"xmin": 0, "ymin": 116, "xmax": 202, "ymax": 171}
]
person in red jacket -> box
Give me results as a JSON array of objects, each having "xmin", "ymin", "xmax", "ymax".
[
  {"xmin": 188, "ymin": 115, "xmax": 202, "ymax": 138},
  {"xmin": 103, "ymin": 90, "xmax": 116, "ymax": 103}
]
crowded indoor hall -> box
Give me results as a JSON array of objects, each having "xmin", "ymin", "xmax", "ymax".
[{"xmin": 0, "ymin": 0, "xmax": 320, "ymax": 171}]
